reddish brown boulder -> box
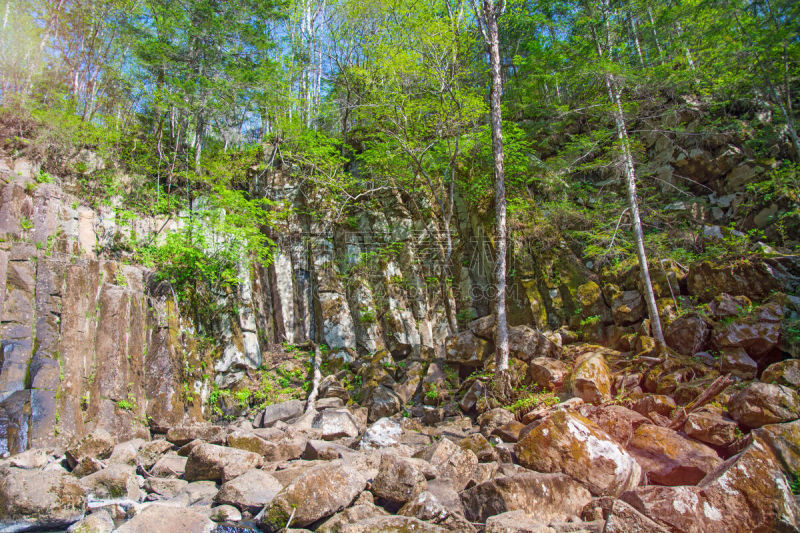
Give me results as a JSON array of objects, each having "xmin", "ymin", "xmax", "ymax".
[
  {"xmin": 728, "ymin": 382, "xmax": 800, "ymax": 429},
  {"xmin": 579, "ymin": 404, "xmax": 650, "ymax": 447},
  {"xmin": 570, "ymin": 351, "xmax": 612, "ymax": 404},
  {"xmin": 762, "ymin": 359, "xmax": 800, "ymax": 388},
  {"xmin": 664, "ymin": 315, "xmax": 710, "ymax": 356},
  {"xmin": 184, "ymin": 442, "xmax": 262, "ymax": 483},
  {"xmin": 683, "ymin": 409, "xmax": 739, "ymax": 447},
  {"xmin": 718, "ymin": 347, "xmax": 757, "ymax": 379},
  {"xmin": 527, "ymin": 357, "xmax": 568, "ymax": 391}
]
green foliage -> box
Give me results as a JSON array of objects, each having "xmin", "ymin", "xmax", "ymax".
[{"xmin": 504, "ymin": 390, "xmax": 559, "ymax": 415}]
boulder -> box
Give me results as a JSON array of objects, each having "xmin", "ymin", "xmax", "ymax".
[
  {"xmin": 459, "ymin": 380, "xmax": 485, "ymax": 412},
  {"xmin": 337, "ymin": 516, "xmax": 447, "ymax": 532},
  {"xmin": 415, "ymin": 437, "xmax": 478, "ymax": 491},
  {"xmin": 261, "ymin": 461, "xmax": 366, "ymax": 529},
  {"xmin": 713, "ymin": 318, "xmax": 781, "ymax": 360},
  {"xmin": 365, "ymin": 385, "xmax": 402, "ymax": 422},
  {"xmin": 7, "ymin": 448, "xmax": 49, "ymax": 470},
  {"xmin": 66, "ymin": 509, "xmax": 115, "ymax": 533},
  {"xmin": 359, "ymin": 417, "xmax": 403, "ymax": 450},
  {"xmin": 664, "ymin": 315, "xmax": 710, "ymax": 356},
  {"xmin": 66, "ymin": 429, "xmax": 115, "ymax": 469},
  {"xmin": 569, "ymin": 351, "xmax": 612, "ymax": 404},
  {"xmin": 718, "ymin": 347, "xmax": 758, "ymax": 379},
  {"xmin": 762, "ymin": 359, "xmax": 800, "ymax": 388},
  {"xmin": 227, "ymin": 430, "xmax": 278, "ymax": 456},
  {"xmin": 578, "ymin": 404, "xmax": 650, "ymax": 447},
  {"xmin": 459, "ymin": 433, "xmax": 497, "ymax": 463},
  {"xmin": 460, "ymin": 471, "xmax": 592, "ymax": 523},
  {"xmin": 256, "ymin": 399, "xmax": 304, "ymax": 428},
  {"xmin": 79, "ymin": 463, "xmax": 141, "ymax": 501},
  {"xmin": 108, "ymin": 439, "xmax": 146, "ymax": 466},
  {"xmin": 622, "ymin": 437, "xmax": 799, "ymax": 532},
  {"xmin": 209, "ymin": 505, "xmax": 242, "ymax": 522},
  {"xmin": 149, "ymin": 453, "xmax": 187, "ymax": 478},
  {"xmin": 114, "ymin": 504, "xmax": 215, "ymax": 533},
  {"xmin": 687, "ymin": 260, "xmax": 780, "ymax": 302},
  {"xmin": 492, "ymin": 421, "xmax": 525, "ymax": 443},
  {"xmin": 728, "ymin": 382, "xmax": 800, "ymax": 429},
  {"xmin": 303, "ymin": 439, "xmax": 352, "ymax": 460},
  {"xmin": 754, "ymin": 419, "xmax": 800, "ymax": 476},
  {"xmin": 599, "ymin": 499, "xmax": 669, "ymax": 533},
  {"xmin": 317, "ymin": 503, "xmax": 389, "ymax": 533},
  {"xmin": 483, "ymin": 510, "xmax": 557, "ymax": 533},
  {"xmin": 625, "ymin": 424, "xmax": 722, "ymax": 485},
  {"xmin": 372, "ymin": 454, "xmax": 428, "ymax": 506},
  {"xmin": 214, "ymin": 469, "xmax": 283, "ymax": 513},
  {"xmin": 515, "ymin": 410, "xmax": 642, "ymax": 496},
  {"xmin": 0, "ymin": 466, "xmax": 87, "ymax": 531},
  {"xmin": 527, "ymin": 358, "xmax": 568, "ymax": 392},
  {"xmin": 631, "ymin": 395, "xmax": 677, "ymax": 420},
  {"xmin": 136, "ymin": 440, "xmax": 173, "ymax": 469},
  {"xmin": 444, "ymin": 331, "xmax": 491, "ymax": 367},
  {"xmin": 683, "ymin": 409, "xmax": 739, "ymax": 447},
  {"xmin": 610, "ymin": 290, "xmax": 645, "ymax": 326},
  {"xmin": 508, "ymin": 325, "xmax": 562, "ymax": 361},
  {"xmin": 399, "ymin": 489, "xmax": 476, "ymax": 532},
  {"xmin": 312, "ymin": 409, "xmax": 360, "ymax": 440},
  {"xmin": 184, "ymin": 443, "xmax": 262, "ymax": 483},
  {"xmin": 166, "ymin": 425, "xmax": 227, "ymax": 446},
  {"xmin": 479, "ymin": 408, "xmax": 516, "ymax": 438},
  {"xmin": 143, "ymin": 477, "xmax": 188, "ymax": 501}
]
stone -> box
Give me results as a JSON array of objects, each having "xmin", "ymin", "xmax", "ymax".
[
  {"xmin": 601, "ymin": 499, "xmax": 669, "ymax": 533},
  {"xmin": 625, "ymin": 424, "xmax": 722, "ymax": 486},
  {"xmin": 683, "ymin": 409, "xmax": 739, "ymax": 447},
  {"xmin": 718, "ymin": 346, "xmax": 758, "ymax": 379},
  {"xmin": 360, "ymin": 417, "xmax": 403, "ymax": 450},
  {"xmin": 257, "ymin": 400, "xmax": 305, "ymax": 428},
  {"xmin": 365, "ymin": 385, "xmax": 402, "ymax": 422},
  {"xmin": 66, "ymin": 428, "xmax": 115, "ymax": 469},
  {"xmin": 0, "ymin": 466, "xmax": 87, "ymax": 532},
  {"xmin": 484, "ymin": 511, "xmax": 556, "ymax": 533},
  {"xmin": 444, "ymin": 330, "xmax": 491, "ymax": 367},
  {"xmin": 302, "ymin": 439, "xmax": 352, "ymax": 460},
  {"xmin": 317, "ymin": 503, "xmax": 389, "ymax": 533},
  {"xmin": 578, "ymin": 404, "xmax": 650, "ymax": 447},
  {"xmin": 713, "ymin": 317, "xmax": 781, "ymax": 360},
  {"xmin": 210, "ymin": 505, "xmax": 242, "ymax": 522},
  {"xmin": 214, "ymin": 469, "xmax": 283, "ymax": 513},
  {"xmin": 337, "ymin": 516, "xmax": 447, "ymax": 532},
  {"xmin": 610, "ymin": 290, "xmax": 645, "ymax": 326},
  {"xmin": 312, "ymin": 408, "xmax": 361, "ymax": 439},
  {"xmin": 415, "ymin": 436, "xmax": 478, "ymax": 491},
  {"xmin": 184, "ymin": 442, "xmax": 262, "ymax": 483},
  {"xmin": 399, "ymin": 489, "xmax": 476, "ymax": 532},
  {"xmin": 622, "ymin": 437, "xmax": 799, "ymax": 532},
  {"xmin": 515, "ymin": 410, "xmax": 642, "ymax": 497},
  {"xmin": 114, "ymin": 504, "xmax": 215, "ymax": 533},
  {"xmin": 79, "ymin": 464, "xmax": 141, "ymax": 501},
  {"xmin": 174, "ymin": 480, "xmax": 219, "ymax": 507},
  {"xmin": 459, "ymin": 380, "xmax": 485, "ymax": 412},
  {"xmin": 372, "ymin": 454, "xmax": 428, "ymax": 506},
  {"xmin": 149, "ymin": 453, "xmax": 187, "ymax": 478},
  {"xmin": 136, "ymin": 440, "xmax": 173, "ymax": 469},
  {"xmin": 508, "ymin": 325, "xmax": 562, "ymax": 361},
  {"xmin": 468, "ymin": 314, "xmax": 495, "ymax": 339},
  {"xmin": 143, "ymin": 477, "xmax": 188, "ymax": 501},
  {"xmin": 260, "ymin": 461, "xmax": 367, "ymax": 530},
  {"xmin": 479, "ymin": 408, "xmax": 516, "ymax": 438},
  {"xmin": 227, "ymin": 430, "xmax": 279, "ymax": 456},
  {"xmin": 316, "ymin": 397, "xmax": 345, "ymax": 410},
  {"xmin": 108, "ymin": 439, "xmax": 146, "ymax": 466},
  {"xmin": 728, "ymin": 382, "xmax": 800, "ymax": 429},
  {"xmin": 165, "ymin": 425, "xmax": 227, "ymax": 446},
  {"xmin": 527, "ymin": 357, "xmax": 568, "ymax": 392},
  {"xmin": 492, "ymin": 421, "xmax": 526, "ymax": 443},
  {"xmin": 67, "ymin": 509, "xmax": 115, "ymax": 533},
  {"xmin": 460, "ymin": 471, "xmax": 592, "ymax": 523},
  {"xmin": 664, "ymin": 315, "xmax": 710, "ymax": 356},
  {"xmin": 762, "ymin": 359, "xmax": 800, "ymax": 388},
  {"xmin": 570, "ymin": 351, "xmax": 612, "ymax": 404},
  {"xmin": 687, "ymin": 260, "xmax": 780, "ymax": 302},
  {"xmin": 7, "ymin": 448, "xmax": 49, "ymax": 469},
  {"xmin": 631, "ymin": 395, "xmax": 677, "ymax": 420},
  {"xmin": 459, "ymin": 433, "xmax": 497, "ymax": 462},
  {"xmin": 754, "ymin": 419, "xmax": 800, "ymax": 476}
]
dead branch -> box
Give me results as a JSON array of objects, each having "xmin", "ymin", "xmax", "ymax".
[{"xmin": 668, "ymin": 373, "xmax": 733, "ymax": 430}]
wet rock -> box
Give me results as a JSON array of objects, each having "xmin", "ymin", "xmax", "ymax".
[
  {"xmin": 359, "ymin": 417, "xmax": 403, "ymax": 450},
  {"xmin": 527, "ymin": 358, "xmax": 568, "ymax": 391},
  {"xmin": 569, "ymin": 351, "xmax": 612, "ymax": 404},
  {"xmin": 664, "ymin": 315, "xmax": 710, "ymax": 356},
  {"xmin": 80, "ymin": 463, "xmax": 141, "ymax": 501},
  {"xmin": 515, "ymin": 410, "xmax": 642, "ymax": 496},
  {"xmin": 166, "ymin": 424, "xmax": 227, "ymax": 446},
  {"xmin": 256, "ymin": 400, "xmax": 304, "ymax": 428},
  {"xmin": 312, "ymin": 409, "xmax": 360, "ymax": 439},
  {"xmin": 461, "ymin": 471, "xmax": 592, "ymax": 523},
  {"xmin": 508, "ymin": 325, "xmax": 562, "ymax": 361},
  {"xmin": 184, "ymin": 442, "xmax": 262, "ymax": 483},
  {"xmin": 762, "ymin": 359, "xmax": 800, "ymax": 388},
  {"xmin": 372, "ymin": 454, "xmax": 428, "ymax": 506},
  {"xmin": 718, "ymin": 347, "xmax": 758, "ymax": 379},
  {"xmin": 0, "ymin": 466, "xmax": 87, "ymax": 531},
  {"xmin": 479, "ymin": 408, "xmax": 516, "ymax": 438},
  {"xmin": 114, "ymin": 504, "xmax": 215, "ymax": 533},
  {"xmin": 415, "ymin": 436, "xmax": 478, "ymax": 491},
  {"xmin": 626, "ymin": 424, "xmax": 721, "ymax": 485},
  {"xmin": 66, "ymin": 429, "xmax": 115, "ymax": 469},
  {"xmin": 214, "ymin": 469, "xmax": 283, "ymax": 513},
  {"xmin": 260, "ymin": 461, "xmax": 367, "ymax": 530},
  {"xmin": 683, "ymin": 409, "xmax": 739, "ymax": 447},
  {"xmin": 337, "ymin": 515, "xmax": 447, "ymax": 532},
  {"xmin": 444, "ymin": 331, "xmax": 492, "ymax": 368},
  {"xmin": 728, "ymin": 382, "xmax": 800, "ymax": 429},
  {"xmin": 578, "ymin": 404, "xmax": 650, "ymax": 447}
]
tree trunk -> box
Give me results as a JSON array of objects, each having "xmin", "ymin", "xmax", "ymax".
[{"xmin": 483, "ymin": 0, "xmax": 509, "ymax": 372}]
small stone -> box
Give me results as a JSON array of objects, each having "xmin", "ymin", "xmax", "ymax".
[{"xmin": 210, "ymin": 504, "xmax": 242, "ymax": 522}]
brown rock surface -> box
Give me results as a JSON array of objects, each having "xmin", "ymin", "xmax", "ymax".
[
  {"xmin": 214, "ymin": 469, "xmax": 283, "ymax": 513},
  {"xmin": 0, "ymin": 466, "xmax": 87, "ymax": 532},
  {"xmin": 184, "ymin": 442, "xmax": 262, "ymax": 483},
  {"xmin": 570, "ymin": 351, "xmax": 612, "ymax": 404},
  {"xmin": 728, "ymin": 382, "xmax": 800, "ymax": 429}
]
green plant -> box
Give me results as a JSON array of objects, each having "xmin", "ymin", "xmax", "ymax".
[
  {"xmin": 114, "ymin": 270, "xmax": 128, "ymax": 286},
  {"xmin": 35, "ymin": 171, "xmax": 54, "ymax": 184},
  {"xmin": 504, "ymin": 390, "xmax": 560, "ymax": 415},
  {"xmin": 359, "ymin": 307, "xmax": 377, "ymax": 324},
  {"xmin": 20, "ymin": 217, "xmax": 33, "ymax": 230},
  {"xmin": 234, "ymin": 389, "xmax": 252, "ymax": 409}
]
